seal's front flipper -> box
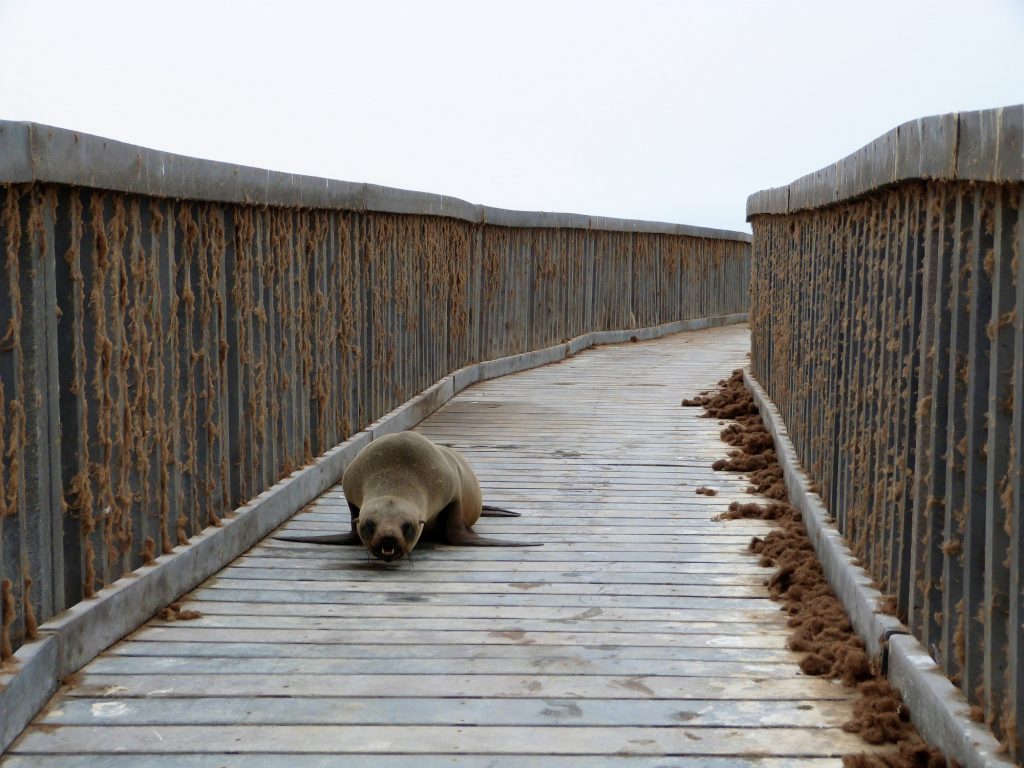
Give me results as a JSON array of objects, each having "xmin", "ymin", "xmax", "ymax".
[
  {"xmin": 273, "ymin": 501, "xmax": 362, "ymax": 545},
  {"xmin": 480, "ymin": 504, "xmax": 521, "ymax": 517},
  {"xmin": 273, "ymin": 530, "xmax": 362, "ymax": 545}
]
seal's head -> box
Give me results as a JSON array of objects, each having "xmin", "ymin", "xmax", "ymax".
[{"xmin": 356, "ymin": 497, "xmax": 425, "ymax": 562}]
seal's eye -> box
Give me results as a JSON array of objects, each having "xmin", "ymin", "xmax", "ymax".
[
  {"xmin": 401, "ymin": 521, "xmax": 417, "ymax": 541},
  {"xmin": 360, "ymin": 520, "xmax": 376, "ymax": 538}
]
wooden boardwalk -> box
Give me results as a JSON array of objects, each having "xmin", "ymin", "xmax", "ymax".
[{"xmin": 4, "ymin": 324, "xmax": 871, "ymax": 767}]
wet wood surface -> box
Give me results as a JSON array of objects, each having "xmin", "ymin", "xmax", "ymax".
[{"xmin": 4, "ymin": 324, "xmax": 872, "ymax": 767}]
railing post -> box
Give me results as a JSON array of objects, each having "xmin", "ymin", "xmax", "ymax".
[
  {"xmin": 34, "ymin": 189, "xmax": 64, "ymax": 620},
  {"xmin": 939, "ymin": 187, "xmax": 973, "ymax": 675},
  {"xmin": 982, "ymin": 186, "xmax": 1017, "ymax": 735}
]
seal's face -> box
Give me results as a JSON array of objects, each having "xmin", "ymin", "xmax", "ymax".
[{"xmin": 357, "ymin": 498, "xmax": 425, "ymax": 562}]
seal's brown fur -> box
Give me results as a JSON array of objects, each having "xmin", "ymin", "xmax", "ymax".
[{"xmin": 275, "ymin": 431, "xmax": 535, "ymax": 561}]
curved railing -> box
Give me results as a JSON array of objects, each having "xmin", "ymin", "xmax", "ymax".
[
  {"xmin": 747, "ymin": 104, "xmax": 1023, "ymax": 758},
  {"xmin": 0, "ymin": 121, "xmax": 751, "ymax": 661}
]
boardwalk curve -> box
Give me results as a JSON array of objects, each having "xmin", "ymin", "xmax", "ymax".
[{"xmin": 3, "ymin": 325, "xmax": 870, "ymax": 767}]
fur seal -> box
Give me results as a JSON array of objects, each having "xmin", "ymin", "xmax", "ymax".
[{"xmin": 274, "ymin": 431, "xmax": 538, "ymax": 561}]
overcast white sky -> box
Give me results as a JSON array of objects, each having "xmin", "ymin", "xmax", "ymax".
[{"xmin": 1, "ymin": 1, "xmax": 1022, "ymax": 232}]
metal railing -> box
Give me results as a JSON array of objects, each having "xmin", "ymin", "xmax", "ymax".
[
  {"xmin": 0, "ymin": 121, "xmax": 751, "ymax": 659},
  {"xmin": 747, "ymin": 105, "xmax": 1023, "ymax": 758}
]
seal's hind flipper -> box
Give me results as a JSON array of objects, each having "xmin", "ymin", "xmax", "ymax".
[
  {"xmin": 440, "ymin": 501, "xmax": 539, "ymax": 547},
  {"xmin": 460, "ymin": 536, "xmax": 540, "ymax": 548},
  {"xmin": 447, "ymin": 531, "xmax": 542, "ymax": 548},
  {"xmin": 480, "ymin": 504, "xmax": 520, "ymax": 517},
  {"xmin": 273, "ymin": 531, "xmax": 362, "ymax": 545}
]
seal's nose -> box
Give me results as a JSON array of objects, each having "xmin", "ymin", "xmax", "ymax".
[{"xmin": 378, "ymin": 535, "xmax": 400, "ymax": 560}]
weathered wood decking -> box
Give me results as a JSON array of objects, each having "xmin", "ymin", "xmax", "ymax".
[{"xmin": 3, "ymin": 324, "xmax": 871, "ymax": 767}]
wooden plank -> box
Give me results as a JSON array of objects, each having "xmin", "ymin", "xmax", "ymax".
[
  {"xmin": 138, "ymin": 615, "xmax": 789, "ymax": 636},
  {"xmin": 0, "ymin": 754, "xmax": 847, "ymax": 768},
  {"xmin": 218, "ymin": 559, "xmax": 768, "ymax": 574},
  {"xmin": 252, "ymin": 538, "xmax": 769, "ymax": 553},
  {"xmin": 278, "ymin": 522, "xmax": 762, "ymax": 537},
  {"xmin": 206, "ymin": 565, "xmax": 769, "ymax": 582},
  {"xmin": 174, "ymin": 599, "xmax": 778, "ymax": 619},
  {"xmin": 288, "ymin": 505, "xmax": 758, "ymax": 518},
  {"xmin": 39, "ymin": 695, "xmax": 854, "ymax": 728},
  {"xmin": 144, "ymin": 614, "xmax": 780, "ymax": 634},
  {"xmin": 276, "ymin": 510, "xmax": 758, "ymax": 521},
  {"xmin": 193, "ymin": 578, "xmax": 770, "ymax": 597},
  {"xmin": 126, "ymin": 626, "xmax": 791, "ymax": 649},
  {"xmin": 245, "ymin": 545, "xmax": 772, "ymax": 561},
  {"xmin": 59, "ymin": 673, "xmax": 853, "ymax": 701},
  {"xmin": 291, "ymin": 510, "xmax": 758, "ymax": 520},
  {"xmin": 11, "ymin": 724, "xmax": 876, "ymax": 756},
  {"xmin": 84, "ymin": 655, "xmax": 801, "ymax": 679},
  {"xmin": 298, "ymin": 499, "xmax": 755, "ymax": 509},
  {"xmin": 188, "ymin": 582, "xmax": 770, "ymax": 603},
  {"xmin": 105, "ymin": 641, "xmax": 798, "ymax": 663},
  {"xmin": 258, "ymin": 540, "xmax": 771, "ymax": 553}
]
